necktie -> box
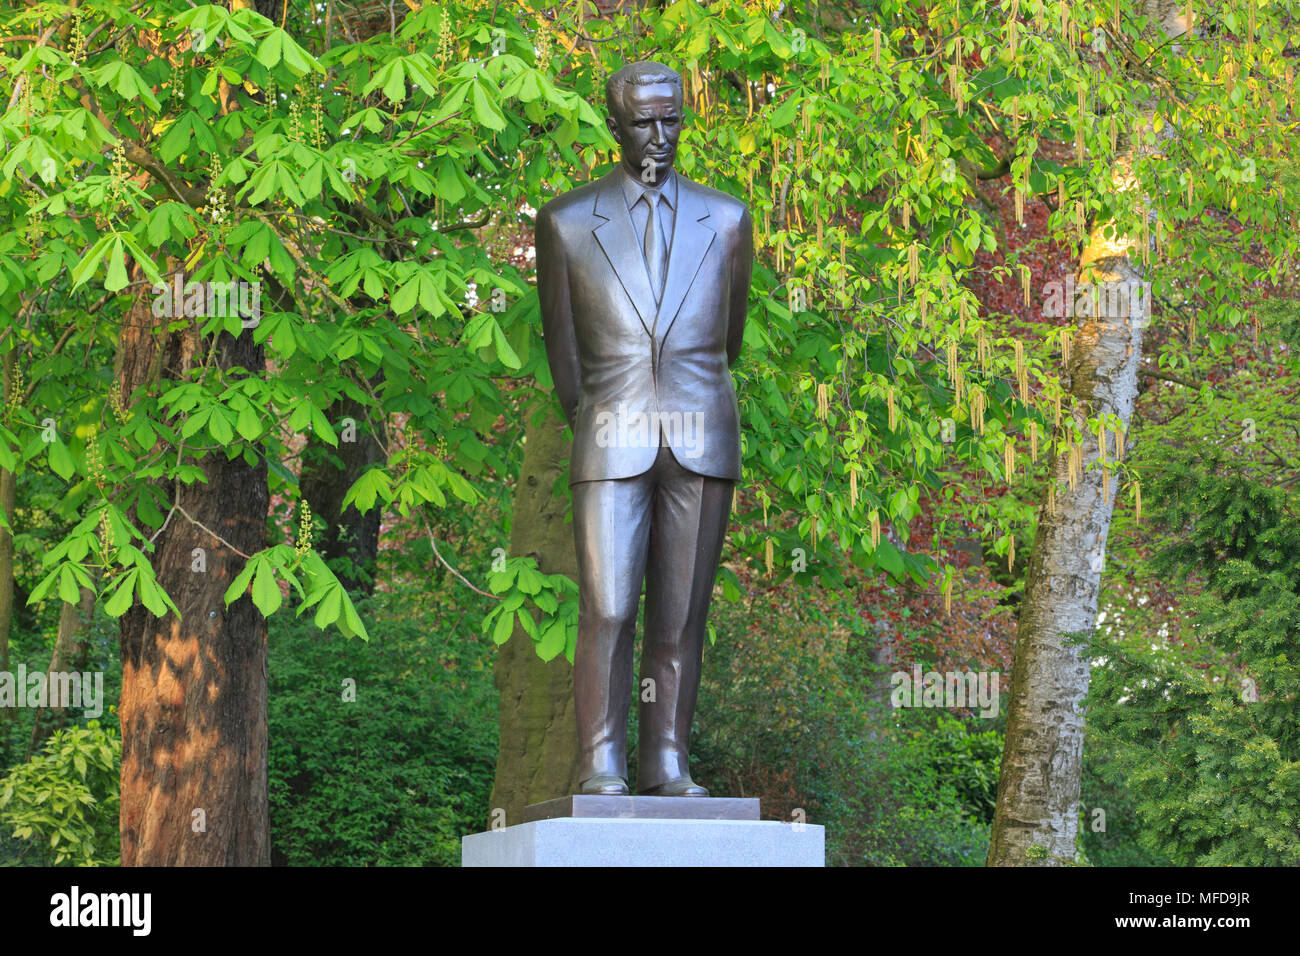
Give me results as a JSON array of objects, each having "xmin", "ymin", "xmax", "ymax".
[{"xmin": 643, "ymin": 190, "xmax": 665, "ymax": 303}]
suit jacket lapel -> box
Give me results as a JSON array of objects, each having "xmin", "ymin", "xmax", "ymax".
[
  {"xmin": 592, "ymin": 172, "xmax": 656, "ymax": 339},
  {"xmin": 654, "ymin": 178, "xmax": 714, "ymax": 342}
]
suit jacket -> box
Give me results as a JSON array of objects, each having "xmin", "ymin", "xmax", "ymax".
[{"xmin": 536, "ymin": 168, "xmax": 754, "ymax": 484}]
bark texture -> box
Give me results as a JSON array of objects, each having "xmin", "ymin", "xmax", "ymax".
[
  {"xmin": 116, "ymin": 281, "xmax": 270, "ymax": 866},
  {"xmin": 27, "ymin": 585, "xmax": 96, "ymax": 758},
  {"xmin": 0, "ymin": 348, "xmax": 15, "ymax": 682},
  {"xmin": 987, "ymin": 5, "xmax": 1188, "ymax": 865},
  {"xmin": 298, "ymin": 392, "xmax": 384, "ymax": 596},
  {"xmin": 488, "ymin": 402, "xmax": 582, "ymax": 825}
]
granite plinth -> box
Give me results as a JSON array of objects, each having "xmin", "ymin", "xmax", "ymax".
[{"xmin": 462, "ymin": 815, "xmax": 824, "ymax": 867}]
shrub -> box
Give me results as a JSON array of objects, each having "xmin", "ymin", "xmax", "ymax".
[
  {"xmin": 267, "ymin": 584, "xmax": 498, "ymax": 866},
  {"xmin": 0, "ymin": 720, "xmax": 120, "ymax": 866}
]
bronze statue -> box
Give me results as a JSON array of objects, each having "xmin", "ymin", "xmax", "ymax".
[{"xmin": 536, "ymin": 61, "xmax": 754, "ymax": 797}]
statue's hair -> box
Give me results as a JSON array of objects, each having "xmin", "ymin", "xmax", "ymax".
[{"xmin": 605, "ymin": 61, "xmax": 682, "ymax": 117}]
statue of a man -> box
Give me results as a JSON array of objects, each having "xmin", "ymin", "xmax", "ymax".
[{"xmin": 536, "ymin": 61, "xmax": 754, "ymax": 797}]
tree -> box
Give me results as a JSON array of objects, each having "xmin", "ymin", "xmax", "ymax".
[{"xmin": 989, "ymin": 2, "xmax": 1299, "ymax": 864}]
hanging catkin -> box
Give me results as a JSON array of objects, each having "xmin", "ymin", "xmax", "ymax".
[
  {"xmin": 1015, "ymin": 185, "xmax": 1025, "ymax": 225},
  {"xmin": 873, "ymin": 27, "xmax": 881, "ymax": 67},
  {"xmin": 947, "ymin": 340, "xmax": 958, "ymax": 381},
  {"xmin": 1008, "ymin": 534, "xmax": 1015, "ymax": 572},
  {"xmin": 887, "ymin": 386, "xmax": 897, "ymax": 431},
  {"xmin": 816, "ymin": 382, "xmax": 829, "ymax": 419},
  {"xmin": 903, "ymin": 199, "xmax": 911, "ymax": 230},
  {"xmin": 908, "ymin": 242, "xmax": 920, "ymax": 283},
  {"xmin": 1114, "ymin": 424, "xmax": 1125, "ymax": 459},
  {"xmin": 765, "ymin": 538, "xmax": 774, "ymax": 574},
  {"xmin": 869, "ymin": 510, "xmax": 881, "ymax": 550},
  {"xmin": 1133, "ymin": 478, "xmax": 1142, "ymax": 523},
  {"xmin": 1015, "ymin": 339, "xmax": 1028, "ymax": 402},
  {"xmin": 1021, "ymin": 263, "xmax": 1031, "ymax": 306},
  {"xmin": 1004, "ymin": 438, "xmax": 1016, "ymax": 483},
  {"xmin": 954, "ymin": 367, "xmax": 965, "ymax": 406},
  {"xmin": 1097, "ymin": 419, "xmax": 1107, "ymax": 462},
  {"xmin": 1053, "ymin": 391, "xmax": 1062, "ymax": 428},
  {"xmin": 849, "ymin": 468, "xmax": 858, "ymax": 506},
  {"xmin": 977, "ymin": 332, "xmax": 990, "ymax": 371},
  {"xmin": 943, "ymin": 574, "xmax": 953, "ymax": 615},
  {"xmin": 972, "ymin": 387, "xmax": 986, "ymax": 435},
  {"xmin": 1030, "ymin": 421, "xmax": 1039, "ymax": 462}
]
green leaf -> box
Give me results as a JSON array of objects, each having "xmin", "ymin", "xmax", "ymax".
[
  {"xmin": 251, "ymin": 560, "xmax": 282, "ymax": 616},
  {"xmin": 103, "ymin": 570, "xmax": 139, "ymax": 617},
  {"xmin": 537, "ymin": 619, "xmax": 566, "ymax": 661},
  {"xmin": 492, "ymin": 607, "xmax": 515, "ymax": 644},
  {"xmin": 313, "ymin": 585, "xmax": 343, "ymax": 628},
  {"xmin": 48, "ymin": 441, "xmax": 75, "ymax": 480},
  {"xmin": 236, "ymin": 405, "xmax": 262, "ymax": 441},
  {"xmin": 471, "ymin": 80, "xmax": 507, "ymax": 131}
]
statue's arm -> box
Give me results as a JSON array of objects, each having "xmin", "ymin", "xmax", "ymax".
[
  {"xmin": 536, "ymin": 207, "xmax": 581, "ymax": 429},
  {"xmin": 727, "ymin": 206, "xmax": 754, "ymax": 368}
]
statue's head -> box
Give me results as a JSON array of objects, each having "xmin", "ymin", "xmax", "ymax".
[{"xmin": 605, "ymin": 61, "xmax": 682, "ymax": 186}]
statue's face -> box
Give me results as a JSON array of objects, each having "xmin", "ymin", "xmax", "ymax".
[{"xmin": 607, "ymin": 82, "xmax": 681, "ymax": 185}]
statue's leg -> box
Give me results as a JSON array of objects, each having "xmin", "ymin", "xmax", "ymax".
[
  {"xmin": 571, "ymin": 473, "xmax": 654, "ymax": 790},
  {"xmin": 637, "ymin": 448, "xmax": 733, "ymax": 794}
]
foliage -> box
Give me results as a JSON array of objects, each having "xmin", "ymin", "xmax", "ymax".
[
  {"xmin": 1087, "ymin": 448, "xmax": 1300, "ymax": 865},
  {"xmin": 267, "ymin": 581, "xmax": 497, "ymax": 867},
  {"xmin": 695, "ymin": 563, "xmax": 995, "ymax": 866},
  {"xmin": 0, "ymin": 720, "xmax": 120, "ymax": 866}
]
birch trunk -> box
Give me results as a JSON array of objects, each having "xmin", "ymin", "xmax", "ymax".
[{"xmin": 986, "ymin": 4, "xmax": 1189, "ymax": 867}]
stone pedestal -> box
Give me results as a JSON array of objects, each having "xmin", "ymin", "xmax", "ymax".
[{"xmin": 462, "ymin": 796, "xmax": 824, "ymax": 867}]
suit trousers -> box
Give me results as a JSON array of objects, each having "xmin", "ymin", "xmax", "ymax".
[{"xmin": 571, "ymin": 436, "xmax": 734, "ymax": 791}]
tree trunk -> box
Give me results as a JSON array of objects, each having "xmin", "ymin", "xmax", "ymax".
[
  {"xmin": 27, "ymin": 585, "xmax": 97, "ymax": 758},
  {"xmin": 0, "ymin": 348, "xmax": 15, "ymax": 681},
  {"xmin": 488, "ymin": 402, "xmax": 582, "ymax": 825},
  {"xmin": 115, "ymin": 282, "xmax": 270, "ymax": 866},
  {"xmin": 986, "ymin": 5, "xmax": 1188, "ymax": 864},
  {"xmin": 298, "ymin": 392, "xmax": 384, "ymax": 597}
]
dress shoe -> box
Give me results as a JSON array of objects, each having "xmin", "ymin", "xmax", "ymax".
[
  {"xmin": 579, "ymin": 774, "xmax": 630, "ymax": 796},
  {"xmin": 638, "ymin": 776, "xmax": 709, "ymax": 797}
]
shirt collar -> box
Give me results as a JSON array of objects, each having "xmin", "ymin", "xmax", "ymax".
[{"xmin": 620, "ymin": 165, "xmax": 677, "ymax": 211}]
